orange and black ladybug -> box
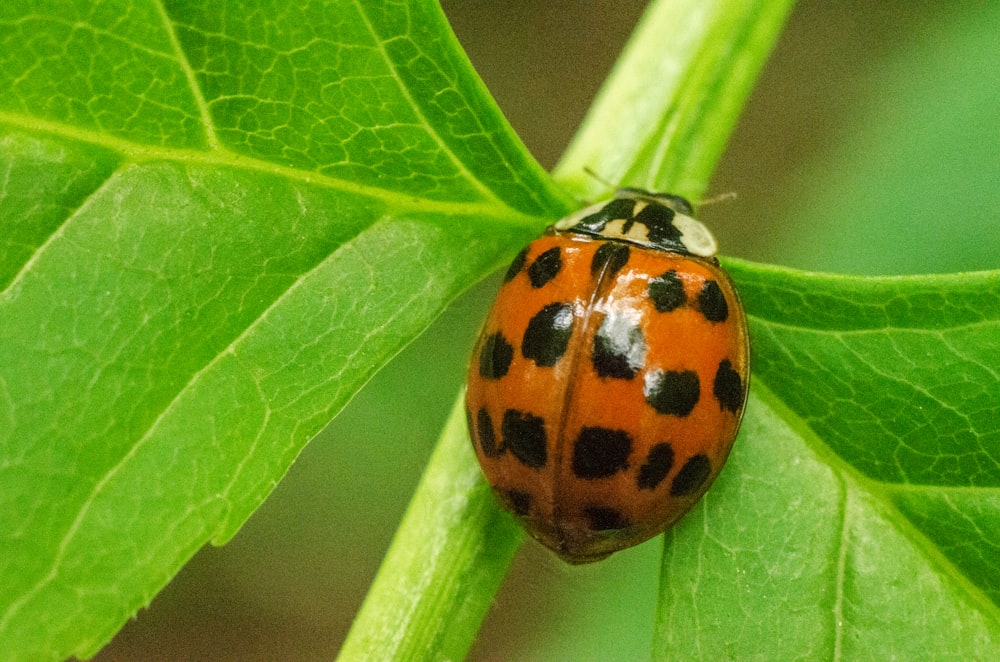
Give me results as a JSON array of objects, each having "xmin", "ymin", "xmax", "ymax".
[{"xmin": 465, "ymin": 189, "xmax": 749, "ymax": 563}]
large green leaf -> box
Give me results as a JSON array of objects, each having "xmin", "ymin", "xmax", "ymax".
[
  {"xmin": 0, "ymin": 1, "xmax": 565, "ymax": 658},
  {"xmin": 654, "ymin": 263, "xmax": 1000, "ymax": 658}
]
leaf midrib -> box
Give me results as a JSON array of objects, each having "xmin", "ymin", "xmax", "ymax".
[{"xmin": 0, "ymin": 111, "xmax": 530, "ymax": 219}]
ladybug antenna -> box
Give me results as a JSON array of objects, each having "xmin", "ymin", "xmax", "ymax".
[
  {"xmin": 696, "ymin": 191, "xmax": 738, "ymax": 208},
  {"xmin": 582, "ymin": 166, "xmax": 619, "ymax": 190}
]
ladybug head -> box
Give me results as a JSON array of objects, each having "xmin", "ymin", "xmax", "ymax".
[
  {"xmin": 615, "ymin": 188, "xmax": 694, "ymax": 216},
  {"xmin": 554, "ymin": 189, "xmax": 718, "ymax": 257}
]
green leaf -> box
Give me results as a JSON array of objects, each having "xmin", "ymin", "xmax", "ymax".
[
  {"xmin": 737, "ymin": 264, "xmax": 1000, "ymax": 488},
  {"xmin": 0, "ymin": 1, "xmax": 565, "ymax": 658},
  {"xmin": 654, "ymin": 262, "xmax": 1000, "ymax": 658}
]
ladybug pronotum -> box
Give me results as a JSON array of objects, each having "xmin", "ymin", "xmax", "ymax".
[{"xmin": 465, "ymin": 189, "xmax": 749, "ymax": 563}]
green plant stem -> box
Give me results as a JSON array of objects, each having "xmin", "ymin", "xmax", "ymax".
[
  {"xmin": 554, "ymin": 0, "xmax": 797, "ymax": 202},
  {"xmin": 338, "ymin": 394, "xmax": 522, "ymax": 661}
]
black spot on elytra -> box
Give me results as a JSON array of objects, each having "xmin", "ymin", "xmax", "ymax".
[
  {"xmin": 504, "ymin": 247, "xmax": 528, "ymax": 282},
  {"xmin": 478, "ymin": 331, "xmax": 513, "ymax": 379},
  {"xmin": 670, "ymin": 454, "xmax": 712, "ymax": 496},
  {"xmin": 713, "ymin": 359, "xmax": 744, "ymax": 413},
  {"xmin": 592, "ymin": 312, "xmax": 647, "ymax": 379},
  {"xmin": 590, "ymin": 242, "xmax": 631, "ymax": 277},
  {"xmin": 697, "ymin": 280, "xmax": 729, "ymax": 322},
  {"xmin": 528, "ymin": 247, "xmax": 562, "ymax": 288},
  {"xmin": 476, "ymin": 408, "xmax": 502, "ymax": 457},
  {"xmin": 648, "ymin": 270, "xmax": 686, "ymax": 312},
  {"xmin": 504, "ymin": 489, "xmax": 532, "ymax": 516},
  {"xmin": 572, "ymin": 427, "xmax": 632, "ymax": 479},
  {"xmin": 584, "ymin": 506, "xmax": 629, "ymax": 531},
  {"xmin": 637, "ymin": 442, "xmax": 675, "ymax": 490},
  {"xmin": 502, "ymin": 409, "xmax": 547, "ymax": 468},
  {"xmin": 522, "ymin": 302, "xmax": 574, "ymax": 367},
  {"xmin": 645, "ymin": 369, "xmax": 700, "ymax": 417}
]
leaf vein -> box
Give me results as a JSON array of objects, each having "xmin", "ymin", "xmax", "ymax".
[
  {"xmin": 153, "ymin": 0, "xmax": 220, "ymax": 150},
  {"xmin": 350, "ymin": 0, "xmax": 504, "ymax": 207}
]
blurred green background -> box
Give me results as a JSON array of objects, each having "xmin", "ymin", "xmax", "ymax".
[{"xmin": 95, "ymin": 2, "xmax": 999, "ymax": 659}]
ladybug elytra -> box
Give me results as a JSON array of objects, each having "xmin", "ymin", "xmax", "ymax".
[{"xmin": 465, "ymin": 189, "xmax": 749, "ymax": 563}]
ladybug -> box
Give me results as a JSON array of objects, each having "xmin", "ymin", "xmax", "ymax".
[{"xmin": 465, "ymin": 188, "xmax": 749, "ymax": 563}]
